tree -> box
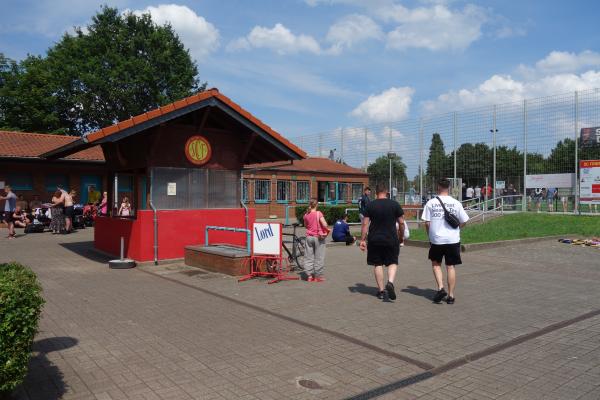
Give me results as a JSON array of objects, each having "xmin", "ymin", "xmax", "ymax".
[
  {"xmin": 0, "ymin": 7, "xmax": 203, "ymax": 135},
  {"xmin": 367, "ymin": 155, "xmax": 407, "ymax": 189},
  {"xmin": 425, "ymin": 133, "xmax": 452, "ymax": 187}
]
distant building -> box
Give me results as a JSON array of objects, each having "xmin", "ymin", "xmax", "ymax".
[
  {"xmin": 0, "ymin": 131, "xmax": 106, "ymax": 208},
  {"xmin": 243, "ymin": 157, "xmax": 369, "ymax": 219}
]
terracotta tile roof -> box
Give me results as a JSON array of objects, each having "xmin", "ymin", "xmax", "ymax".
[
  {"xmin": 0, "ymin": 131, "xmax": 104, "ymax": 161},
  {"xmin": 84, "ymin": 88, "xmax": 306, "ymax": 158},
  {"xmin": 244, "ymin": 157, "xmax": 367, "ymax": 176}
]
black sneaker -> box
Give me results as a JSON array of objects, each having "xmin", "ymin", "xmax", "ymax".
[
  {"xmin": 446, "ymin": 296, "xmax": 455, "ymax": 304},
  {"xmin": 433, "ymin": 288, "xmax": 447, "ymax": 304},
  {"xmin": 376, "ymin": 290, "xmax": 386, "ymax": 299},
  {"xmin": 385, "ymin": 282, "xmax": 396, "ymax": 300}
]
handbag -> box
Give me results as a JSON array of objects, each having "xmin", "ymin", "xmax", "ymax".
[
  {"xmin": 403, "ymin": 222, "xmax": 410, "ymax": 239},
  {"xmin": 436, "ymin": 196, "xmax": 460, "ymax": 229}
]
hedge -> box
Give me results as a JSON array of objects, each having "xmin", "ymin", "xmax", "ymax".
[
  {"xmin": 0, "ymin": 262, "xmax": 44, "ymax": 395},
  {"xmin": 295, "ymin": 205, "xmax": 361, "ymax": 225}
]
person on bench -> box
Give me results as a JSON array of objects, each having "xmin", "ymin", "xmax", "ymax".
[{"xmin": 332, "ymin": 214, "xmax": 355, "ymax": 245}]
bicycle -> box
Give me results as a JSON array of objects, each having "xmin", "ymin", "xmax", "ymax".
[{"xmin": 282, "ymin": 223, "xmax": 306, "ymax": 271}]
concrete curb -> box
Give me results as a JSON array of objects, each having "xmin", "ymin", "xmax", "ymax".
[{"xmin": 405, "ymin": 235, "xmax": 568, "ymax": 252}]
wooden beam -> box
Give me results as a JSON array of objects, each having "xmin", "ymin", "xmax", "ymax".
[
  {"xmin": 196, "ymin": 107, "xmax": 211, "ymax": 133},
  {"xmin": 240, "ymin": 133, "xmax": 258, "ymax": 164}
]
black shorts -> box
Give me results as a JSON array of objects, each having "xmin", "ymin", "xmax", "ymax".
[
  {"xmin": 429, "ymin": 243, "xmax": 462, "ymax": 265},
  {"xmin": 64, "ymin": 206, "xmax": 74, "ymax": 218},
  {"xmin": 367, "ymin": 242, "xmax": 399, "ymax": 266}
]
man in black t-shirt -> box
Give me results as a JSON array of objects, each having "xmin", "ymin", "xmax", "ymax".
[{"xmin": 359, "ymin": 184, "xmax": 405, "ymax": 301}]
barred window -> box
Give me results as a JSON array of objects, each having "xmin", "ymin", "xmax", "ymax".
[
  {"xmin": 255, "ymin": 179, "xmax": 270, "ymax": 202},
  {"xmin": 277, "ymin": 180, "xmax": 291, "ymax": 202},
  {"xmin": 242, "ymin": 179, "xmax": 249, "ymax": 202},
  {"xmin": 337, "ymin": 183, "xmax": 349, "ymax": 202},
  {"xmin": 296, "ymin": 181, "xmax": 310, "ymax": 202},
  {"xmin": 352, "ymin": 183, "xmax": 364, "ymax": 201}
]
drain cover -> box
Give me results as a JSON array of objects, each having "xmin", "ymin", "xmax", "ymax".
[{"xmin": 298, "ymin": 379, "xmax": 322, "ymax": 390}]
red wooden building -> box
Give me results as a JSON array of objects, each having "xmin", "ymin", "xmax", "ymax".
[{"xmin": 42, "ymin": 89, "xmax": 306, "ymax": 263}]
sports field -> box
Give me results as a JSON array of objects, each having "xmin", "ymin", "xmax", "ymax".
[{"xmin": 405, "ymin": 213, "xmax": 600, "ymax": 244}]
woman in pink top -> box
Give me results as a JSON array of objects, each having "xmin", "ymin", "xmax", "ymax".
[
  {"xmin": 99, "ymin": 192, "xmax": 108, "ymax": 215},
  {"xmin": 303, "ymin": 199, "xmax": 329, "ymax": 282}
]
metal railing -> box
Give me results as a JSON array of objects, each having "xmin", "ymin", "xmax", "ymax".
[{"xmin": 205, "ymin": 226, "xmax": 251, "ymax": 255}]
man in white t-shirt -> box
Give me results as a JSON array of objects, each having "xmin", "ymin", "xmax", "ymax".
[{"xmin": 421, "ymin": 178, "xmax": 469, "ymax": 304}]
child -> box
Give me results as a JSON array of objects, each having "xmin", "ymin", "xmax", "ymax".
[{"xmin": 118, "ymin": 197, "xmax": 132, "ymax": 216}]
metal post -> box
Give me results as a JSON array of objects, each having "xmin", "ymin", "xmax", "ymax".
[
  {"xmin": 364, "ymin": 128, "xmax": 368, "ymax": 170},
  {"xmin": 389, "ymin": 157, "xmax": 392, "ymax": 198},
  {"xmin": 574, "ymin": 91, "xmax": 579, "ymax": 213},
  {"xmin": 419, "ymin": 118, "xmax": 424, "ymax": 202},
  {"xmin": 340, "ymin": 128, "xmax": 344, "ymax": 162},
  {"xmin": 453, "ymin": 112, "xmax": 457, "ymax": 181},
  {"xmin": 318, "ymin": 133, "xmax": 323, "ymax": 157},
  {"xmin": 484, "ymin": 176, "xmax": 488, "ymax": 222},
  {"xmin": 523, "ymin": 100, "xmax": 528, "ymax": 211},
  {"xmin": 492, "ymin": 105, "xmax": 497, "ymax": 205}
]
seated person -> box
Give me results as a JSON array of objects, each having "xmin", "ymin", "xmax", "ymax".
[
  {"xmin": 16, "ymin": 194, "xmax": 29, "ymax": 211},
  {"xmin": 87, "ymin": 185, "xmax": 101, "ymax": 205},
  {"xmin": 29, "ymin": 194, "xmax": 43, "ymax": 210},
  {"xmin": 332, "ymin": 214, "xmax": 355, "ymax": 245},
  {"xmin": 12, "ymin": 206, "xmax": 31, "ymax": 228}
]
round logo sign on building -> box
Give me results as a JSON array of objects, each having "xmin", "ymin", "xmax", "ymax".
[{"xmin": 185, "ymin": 136, "xmax": 212, "ymax": 166}]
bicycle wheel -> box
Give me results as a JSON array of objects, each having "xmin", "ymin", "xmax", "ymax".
[{"xmin": 292, "ymin": 237, "xmax": 306, "ymax": 271}]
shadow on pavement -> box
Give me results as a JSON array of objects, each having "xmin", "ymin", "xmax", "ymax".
[
  {"xmin": 59, "ymin": 241, "xmax": 111, "ymax": 263},
  {"xmin": 10, "ymin": 337, "xmax": 78, "ymax": 400},
  {"xmin": 401, "ymin": 285, "xmax": 437, "ymax": 300},
  {"xmin": 348, "ymin": 283, "xmax": 378, "ymax": 296}
]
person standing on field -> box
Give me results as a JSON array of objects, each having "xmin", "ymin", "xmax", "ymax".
[
  {"xmin": 359, "ymin": 184, "xmax": 405, "ymax": 301},
  {"xmin": 421, "ymin": 178, "xmax": 469, "ymax": 304},
  {"xmin": 358, "ymin": 187, "xmax": 371, "ymax": 222}
]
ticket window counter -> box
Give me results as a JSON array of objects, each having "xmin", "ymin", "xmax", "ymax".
[{"xmin": 111, "ymin": 172, "xmax": 147, "ymax": 218}]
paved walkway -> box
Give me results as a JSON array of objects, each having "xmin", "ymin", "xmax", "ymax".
[{"xmin": 1, "ymin": 229, "xmax": 599, "ymax": 399}]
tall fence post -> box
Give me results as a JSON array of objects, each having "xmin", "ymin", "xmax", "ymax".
[
  {"xmin": 492, "ymin": 104, "xmax": 497, "ymax": 203},
  {"xmin": 364, "ymin": 128, "xmax": 368, "ymax": 171},
  {"xmin": 574, "ymin": 91, "xmax": 579, "ymax": 213},
  {"xmin": 318, "ymin": 133, "xmax": 323, "ymax": 157},
  {"xmin": 523, "ymin": 99, "xmax": 528, "ymax": 211},
  {"xmin": 453, "ymin": 111, "xmax": 457, "ymax": 182},
  {"xmin": 419, "ymin": 118, "xmax": 424, "ymax": 202},
  {"xmin": 340, "ymin": 127, "xmax": 344, "ymax": 162}
]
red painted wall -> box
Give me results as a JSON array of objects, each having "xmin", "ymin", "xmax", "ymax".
[{"xmin": 95, "ymin": 208, "xmax": 255, "ymax": 261}]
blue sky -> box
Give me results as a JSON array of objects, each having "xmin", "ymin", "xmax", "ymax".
[{"xmin": 2, "ymin": 0, "xmax": 600, "ymax": 139}]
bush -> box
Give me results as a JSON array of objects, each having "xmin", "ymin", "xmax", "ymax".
[
  {"xmin": 295, "ymin": 204, "xmax": 361, "ymax": 225},
  {"xmin": 0, "ymin": 263, "xmax": 44, "ymax": 395}
]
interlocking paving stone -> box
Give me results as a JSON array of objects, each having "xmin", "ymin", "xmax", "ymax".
[{"xmin": 2, "ymin": 229, "xmax": 600, "ymax": 399}]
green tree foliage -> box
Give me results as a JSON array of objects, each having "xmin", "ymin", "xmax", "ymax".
[
  {"xmin": 425, "ymin": 133, "xmax": 452, "ymax": 186},
  {"xmin": 367, "ymin": 154, "xmax": 407, "ymax": 189},
  {"xmin": 0, "ymin": 7, "xmax": 203, "ymax": 135}
]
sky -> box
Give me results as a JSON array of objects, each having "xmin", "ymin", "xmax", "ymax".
[{"xmin": 2, "ymin": 0, "xmax": 600, "ymax": 141}]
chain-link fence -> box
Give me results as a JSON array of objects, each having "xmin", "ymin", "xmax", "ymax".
[{"xmin": 295, "ymin": 88, "xmax": 600, "ymax": 213}]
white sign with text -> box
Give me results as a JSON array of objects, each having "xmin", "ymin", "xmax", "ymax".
[
  {"xmin": 525, "ymin": 173, "xmax": 575, "ymax": 189},
  {"xmin": 252, "ymin": 223, "xmax": 282, "ymax": 256}
]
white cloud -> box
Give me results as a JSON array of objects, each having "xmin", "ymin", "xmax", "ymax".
[
  {"xmin": 227, "ymin": 23, "xmax": 321, "ymax": 55},
  {"xmin": 422, "ymin": 51, "xmax": 600, "ymax": 114},
  {"xmin": 326, "ymin": 14, "xmax": 383, "ymax": 54},
  {"xmin": 535, "ymin": 50, "xmax": 600, "ymax": 74},
  {"xmin": 351, "ymin": 87, "xmax": 415, "ymax": 122},
  {"xmin": 131, "ymin": 4, "xmax": 219, "ymax": 60},
  {"xmin": 385, "ymin": 4, "xmax": 486, "ymax": 51}
]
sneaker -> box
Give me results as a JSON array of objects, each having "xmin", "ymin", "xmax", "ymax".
[
  {"xmin": 314, "ymin": 276, "xmax": 326, "ymax": 282},
  {"xmin": 446, "ymin": 296, "xmax": 455, "ymax": 304},
  {"xmin": 433, "ymin": 288, "xmax": 447, "ymax": 303},
  {"xmin": 376, "ymin": 290, "xmax": 386, "ymax": 299},
  {"xmin": 385, "ymin": 281, "xmax": 396, "ymax": 300},
  {"xmin": 307, "ymin": 275, "xmax": 315, "ymax": 282}
]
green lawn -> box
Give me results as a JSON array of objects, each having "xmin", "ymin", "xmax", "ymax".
[{"xmin": 353, "ymin": 213, "xmax": 600, "ymax": 244}]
